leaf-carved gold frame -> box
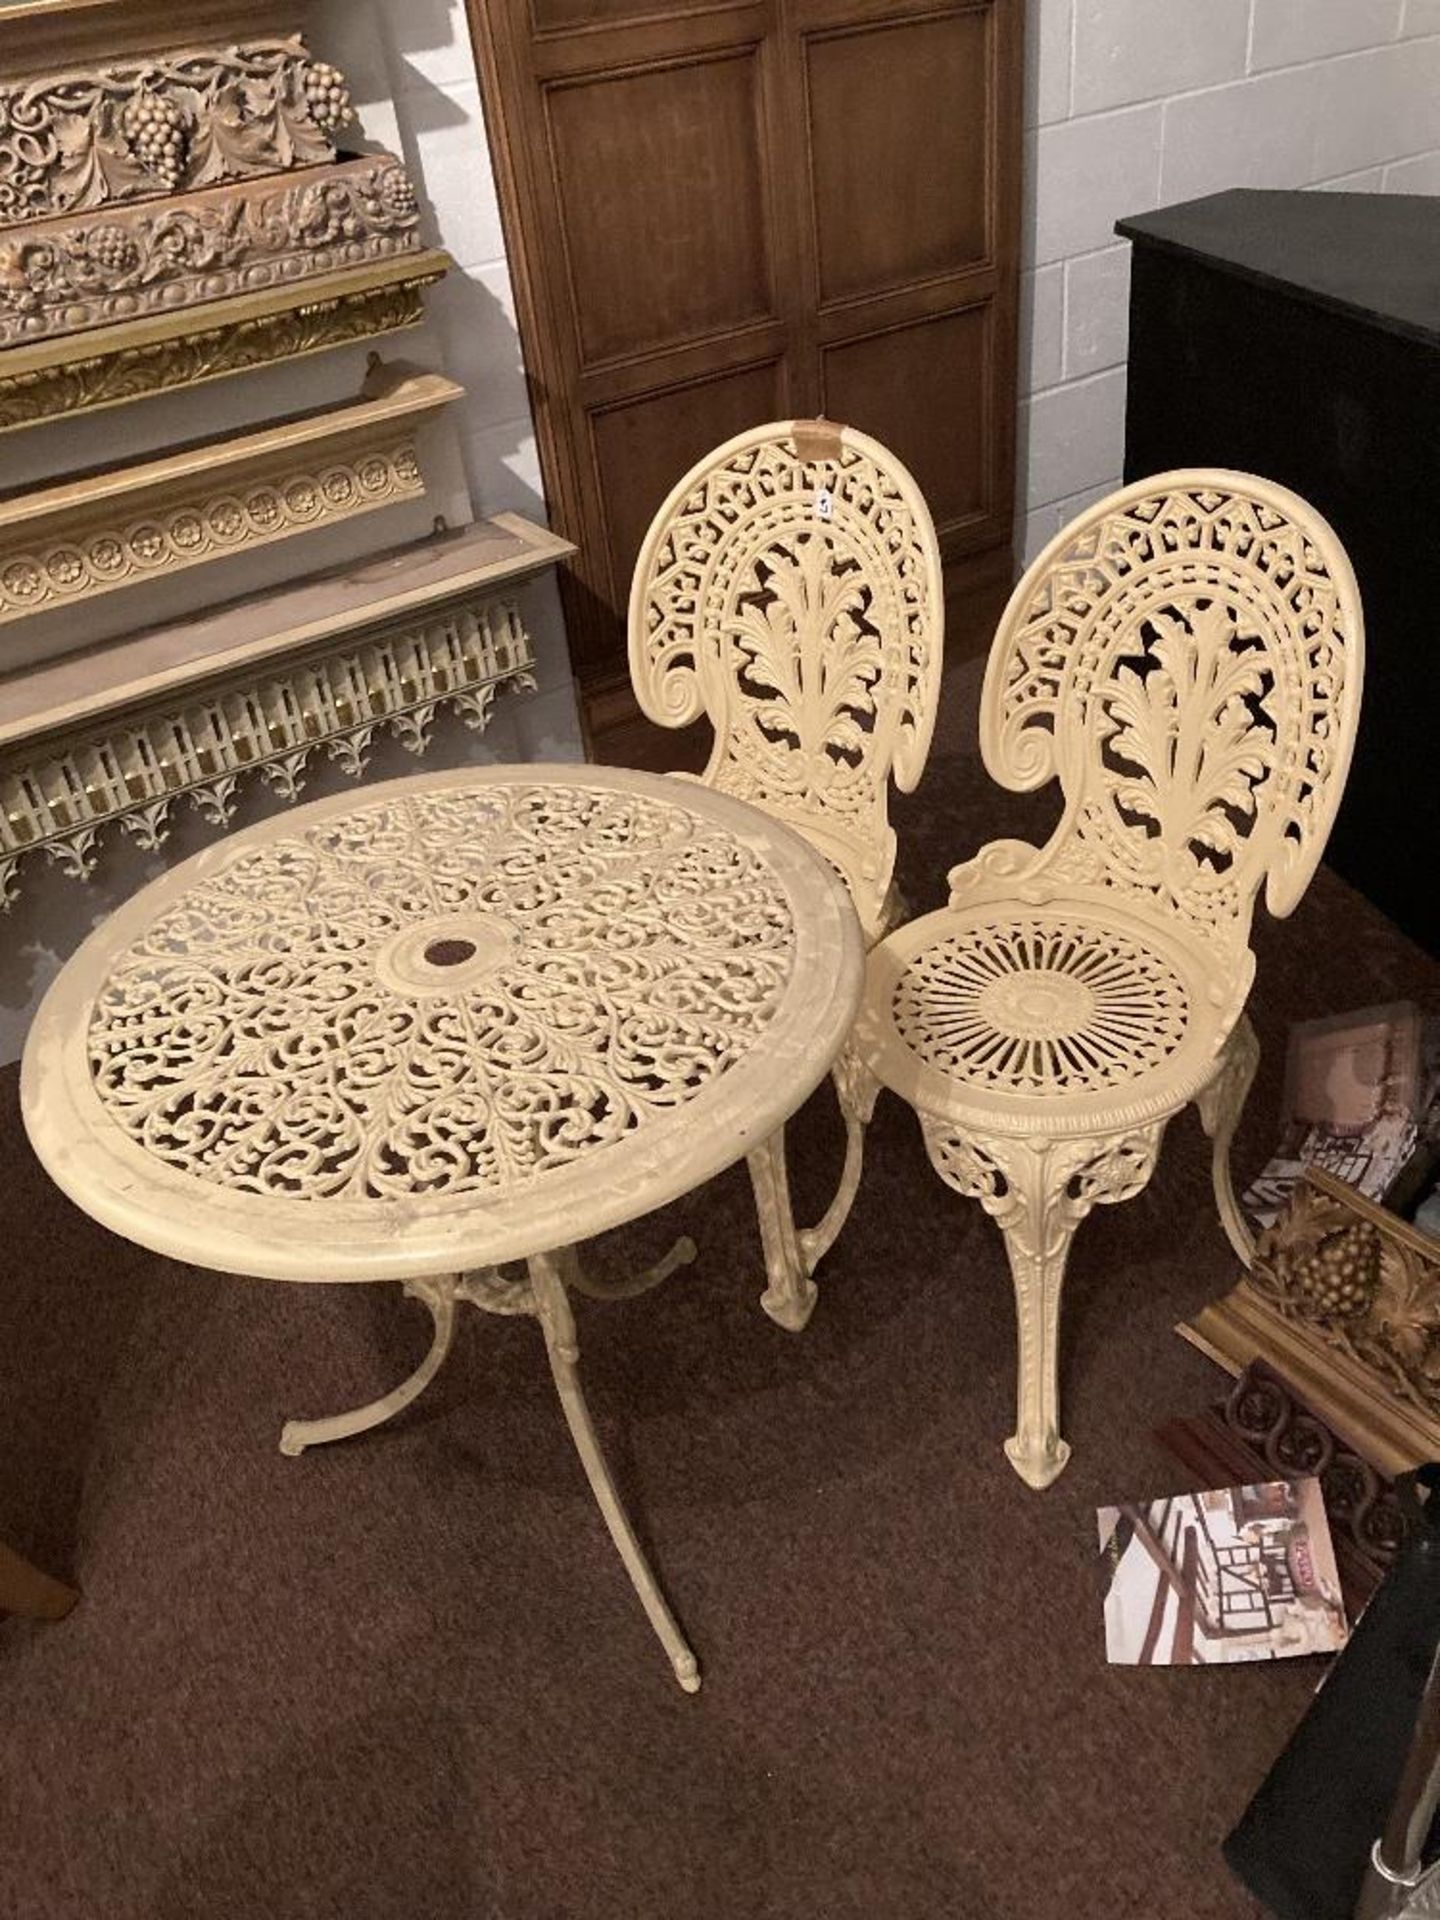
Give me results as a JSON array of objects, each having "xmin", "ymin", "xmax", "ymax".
[{"xmin": 1181, "ymin": 1167, "xmax": 1440, "ymax": 1475}]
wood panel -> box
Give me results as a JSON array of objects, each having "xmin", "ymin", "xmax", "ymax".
[
  {"xmin": 805, "ymin": 10, "xmax": 990, "ymax": 305},
  {"xmin": 467, "ymin": 0, "xmax": 1022, "ymax": 714},
  {"xmin": 822, "ymin": 305, "xmax": 990, "ymax": 534},
  {"xmin": 589, "ymin": 359, "xmax": 786, "ymax": 607},
  {"xmin": 547, "ymin": 51, "xmax": 774, "ymax": 364}
]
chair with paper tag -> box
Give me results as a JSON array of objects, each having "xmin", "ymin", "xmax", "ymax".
[
  {"xmin": 844, "ymin": 472, "xmax": 1366, "ymax": 1488},
  {"xmin": 627, "ymin": 419, "xmax": 945, "ymax": 1331}
]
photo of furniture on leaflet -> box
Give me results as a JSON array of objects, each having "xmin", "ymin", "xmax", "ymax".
[{"xmin": 1098, "ymin": 1479, "xmax": 1349, "ymax": 1667}]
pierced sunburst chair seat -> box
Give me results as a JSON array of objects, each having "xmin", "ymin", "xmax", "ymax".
[
  {"xmin": 628, "ymin": 418, "xmax": 944, "ymax": 1326},
  {"xmin": 842, "ymin": 472, "xmax": 1364, "ymax": 1489}
]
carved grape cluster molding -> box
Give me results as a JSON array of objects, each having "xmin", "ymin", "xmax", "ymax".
[
  {"xmin": 86, "ymin": 782, "xmax": 797, "ymax": 1201},
  {"xmin": 0, "ymin": 156, "xmax": 420, "ymax": 346},
  {"xmin": 1249, "ymin": 1178, "xmax": 1440, "ymax": 1425},
  {"xmin": 0, "ymin": 36, "xmax": 350, "ymax": 230}
]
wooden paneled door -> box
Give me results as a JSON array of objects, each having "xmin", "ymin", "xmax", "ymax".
[{"xmin": 466, "ymin": 0, "xmax": 1023, "ymax": 726}]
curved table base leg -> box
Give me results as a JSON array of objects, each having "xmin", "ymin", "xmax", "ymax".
[
  {"xmin": 568, "ymin": 1236, "xmax": 698, "ymax": 1301},
  {"xmin": 279, "ymin": 1272, "xmax": 459, "ymax": 1457},
  {"xmin": 749, "ymin": 1128, "xmax": 816, "ymax": 1332},
  {"xmin": 529, "ymin": 1248, "xmax": 701, "ymax": 1694}
]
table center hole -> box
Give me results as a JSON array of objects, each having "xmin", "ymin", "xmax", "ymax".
[{"xmin": 424, "ymin": 937, "xmax": 478, "ymax": 968}]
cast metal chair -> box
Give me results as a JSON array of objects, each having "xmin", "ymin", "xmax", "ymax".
[
  {"xmin": 840, "ymin": 471, "xmax": 1365, "ymax": 1486},
  {"xmin": 628, "ymin": 418, "xmax": 945, "ymax": 1326}
]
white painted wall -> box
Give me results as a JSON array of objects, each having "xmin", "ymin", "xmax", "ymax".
[
  {"xmin": 0, "ymin": 0, "xmax": 582, "ymax": 1063},
  {"xmin": 1017, "ymin": 0, "xmax": 1440, "ymax": 564}
]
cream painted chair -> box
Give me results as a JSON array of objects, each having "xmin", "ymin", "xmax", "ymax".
[
  {"xmin": 838, "ymin": 472, "xmax": 1365, "ymax": 1488},
  {"xmin": 628, "ymin": 418, "xmax": 944, "ymax": 1328}
]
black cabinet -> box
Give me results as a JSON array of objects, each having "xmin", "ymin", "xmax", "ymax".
[{"xmin": 1117, "ymin": 188, "xmax": 1440, "ymax": 956}]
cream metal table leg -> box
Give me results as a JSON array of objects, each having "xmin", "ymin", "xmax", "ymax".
[
  {"xmin": 748, "ymin": 1128, "xmax": 816, "ymax": 1332},
  {"xmin": 1196, "ymin": 1014, "xmax": 1261, "ymax": 1270},
  {"xmin": 528, "ymin": 1247, "xmax": 701, "ymax": 1694},
  {"xmin": 279, "ymin": 1272, "xmax": 460, "ymax": 1456},
  {"xmin": 0, "ymin": 1539, "xmax": 78, "ymax": 1620}
]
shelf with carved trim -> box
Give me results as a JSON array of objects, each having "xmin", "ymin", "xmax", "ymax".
[
  {"xmin": 0, "ymin": 8, "xmax": 448, "ymax": 425},
  {"xmin": 0, "ymin": 513, "xmax": 577, "ymax": 902},
  {"xmin": 0, "ymin": 154, "xmax": 424, "ymax": 349},
  {"xmin": 0, "ymin": 360, "xmax": 461, "ymax": 627},
  {"xmin": 0, "ymin": 248, "xmax": 452, "ymax": 432}
]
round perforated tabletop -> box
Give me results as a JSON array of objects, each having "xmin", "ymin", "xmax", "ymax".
[{"xmin": 22, "ymin": 764, "xmax": 863, "ymax": 1284}]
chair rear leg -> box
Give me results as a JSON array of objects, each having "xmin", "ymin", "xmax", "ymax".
[
  {"xmin": 1196, "ymin": 1014, "xmax": 1260, "ymax": 1269},
  {"xmin": 799, "ymin": 1051, "xmax": 881, "ymax": 1272}
]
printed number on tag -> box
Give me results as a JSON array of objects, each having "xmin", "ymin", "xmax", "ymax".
[{"xmin": 814, "ymin": 487, "xmax": 834, "ymax": 521}]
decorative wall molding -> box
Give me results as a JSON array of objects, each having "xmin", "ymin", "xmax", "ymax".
[
  {"xmin": 0, "ymin": 362, "xmax": 461, "ymax": 627},
  {"xmin": 1180, "ymin": 1167, "xmax": 1440, "ymax": 1476},
  {"xmin": 0, "ymin": 34, "xmax": 350, "ymax": 231},
  {"xmin": 0, "ymin": 154, "xmax": 421, "ymax": 347},
  {"xmin": 0, "ymin": 514, "xmax": 577, "ymax": 903},
  {"xmin": 0, "ymin": 249, "xmax": 451, "ymax": 432},
  {"xmin": 1, "ymin": 605, "xmax": 534, "ymax": 901},
  {"xmin": 0, "ymin": 5, "xmax": 307, "ymax": 82}
]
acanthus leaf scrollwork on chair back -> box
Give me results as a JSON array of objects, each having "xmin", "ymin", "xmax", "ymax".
[
  {"xmin": 973, "ymin": 472, "xmax": 1363, "ymax": 966},
  {"xmin": 628, "ymin": 417, "xmax": 944, "ymax": 944}
]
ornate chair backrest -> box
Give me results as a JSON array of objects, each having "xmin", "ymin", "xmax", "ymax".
[
  {"xmin": 976, "ymin": 471, "xmax": 1364, "ymax": 959},
  {"xmin": 628, "ymin": 419, "xmax": 945, "ymax": 941}
]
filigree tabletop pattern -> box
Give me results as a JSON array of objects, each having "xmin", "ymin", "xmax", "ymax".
[{"xmin": 85, "ymin": 780, "xmax": 797, "ymax": 1203}]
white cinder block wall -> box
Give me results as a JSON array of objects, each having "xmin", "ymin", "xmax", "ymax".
[
  {"xmin": 314, "ymin": 0, "xmax": 581, "ymax": 759},
  {"xmin": 1018, "ymin": 0, "xmax": 1440, "ymax": 565}
]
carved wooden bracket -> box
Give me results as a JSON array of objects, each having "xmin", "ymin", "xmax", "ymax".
[
  {"xmin": 0, "ymin": 361, "xmax": 461, "ymax": 626},
  {"xmin": 1156, "ymin": 1357, "xmax": 1407, "ymax": 1616},
  {"xmin": 1180, "ymin": 1167, "xmax": 1440, "ymax": 1475},
  {"xmin": 0, "ymin": 514, "xmax": 577, "ymax": 903}
]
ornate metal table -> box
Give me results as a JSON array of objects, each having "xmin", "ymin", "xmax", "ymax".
[{"xmin": 21, "ymin": 765, "xmax": 863, "ymax": 1691}]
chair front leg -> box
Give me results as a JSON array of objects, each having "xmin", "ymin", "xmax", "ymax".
[
  {"xmin": 1195, "ymin": 1014, "xmax": 1260, "ymax": 1269},
  {"xmin": 920, "ymin": 1119, "xmax": 1168, "ymax": 1489}
]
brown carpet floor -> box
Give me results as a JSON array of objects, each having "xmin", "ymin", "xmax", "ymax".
[{"xmin": 3, "ymin": 739, "xmax": 1437, "ymax": 1920}]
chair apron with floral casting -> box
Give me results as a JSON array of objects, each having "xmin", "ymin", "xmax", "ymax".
[
  {"xmin": 627, "ymin": 418, "xmax": 945, "ymax": 1330},
  {"xmin": 841, "ymin": 472, "xmax": 1364, "ymax": 1488}
]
